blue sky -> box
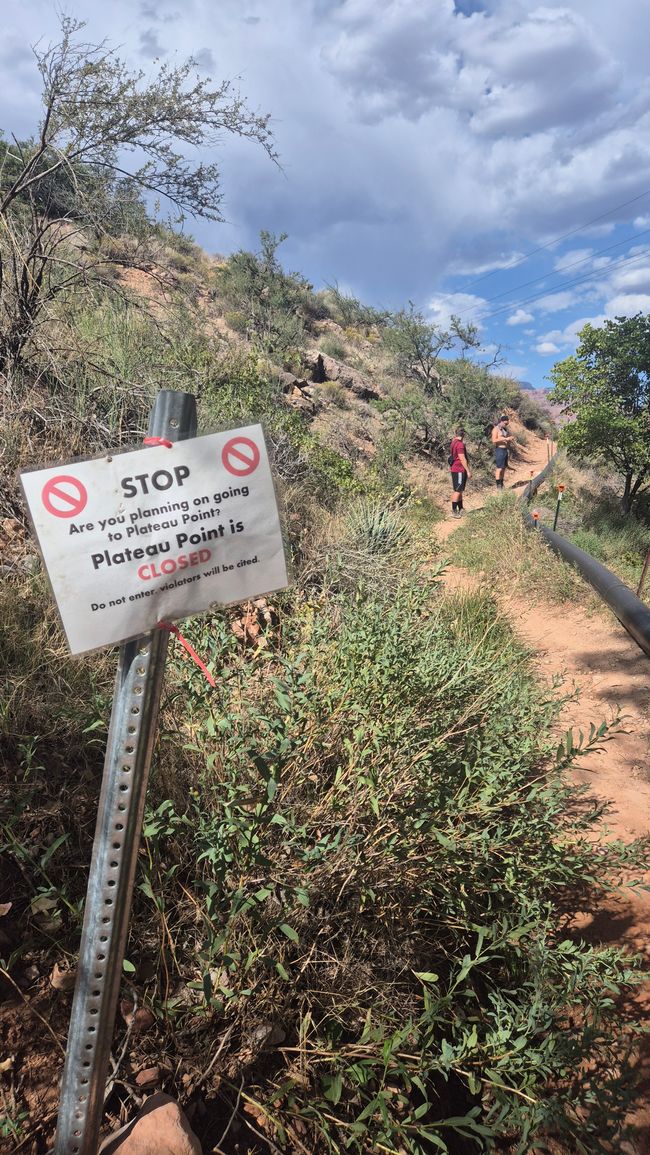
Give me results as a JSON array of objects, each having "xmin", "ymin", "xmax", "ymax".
[{"xmin": 3, "ymin": 0, "xmax": 650, "ymax": 389}]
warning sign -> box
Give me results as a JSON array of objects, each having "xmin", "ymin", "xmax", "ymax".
[
  {"xmin": 20, "ymin": 424, "xmax": 289, "ymax": 655},
  {"xmin": 41, "ymin": 475, "xmax": 88, "ymax": 518},
  {"xmin": 222, "ymin": 436, "xmax": 260, "ymax": 477}
]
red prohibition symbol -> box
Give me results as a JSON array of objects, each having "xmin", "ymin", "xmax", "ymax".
[
  {"xmin": 41, "ymin": 474, "xmax": 88, "ymax": 518},
  {"xmin": 221, "ymin": 436, "xmax": 260, "ymax": 477}
]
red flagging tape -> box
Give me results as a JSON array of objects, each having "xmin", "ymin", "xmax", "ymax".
[
  {"xmin": 143, "ymin": 436, "xmax": 174, "ymax": 448},
  {"xmin": 158, "ymin": 622, "xmax": 216, "ymax": 687}
]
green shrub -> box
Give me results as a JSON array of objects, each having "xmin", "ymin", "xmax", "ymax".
[
  {"xmin": 132, "ymin": 580, "xmax": 645, "ymax": 1154},
  {"xmin": 214, "ymin": 231, "xmax": 310, "ymax": 358},
  {"xmin": 439, "ymin": 360, "xmax": 519, "ymax": 442},
  {"xmin": 570, "ymin": 528, "xmax": 608, "ymax": 561},
  {"xmin": 511, "ymin": 389, "xmax": 554, "ymax": 437},
  {"xmin": 371, "ymin": 427, "xmax": 412, "ymax": 489},
  {"xmin": 320, "ymin": 335, "xmax": 347, "ymax": 360},
  {"xmin": 344, "ymin": 496, "xmax": 408, "ymax": 555},
  {"xmin": 2, "ymin": 554, "xmax": 645, "ymax": 1153},
  {"xmin": 321, "ymin": 282, "xmax": 389, "ymax": 331},
  {"xmin": 318, "ymin": 380, "xmax": 349, "ymax": 407},
  {"xmin": 542, "ymin": 466, "xmax": 650, "ymax": 588},
  {"xmin": 452, "ymin": 493, "xmax": 586, "ymax": 603},
  {"xmin": 572, "ymin": 495, "xmax": 650, "ymax": 587},
  {"xmin": 223, "ymin": 308, "xmax": 249, "ymax": 334}
]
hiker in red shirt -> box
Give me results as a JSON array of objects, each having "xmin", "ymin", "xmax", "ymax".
[{"xmin": 449, "ymin": 426, "xmax": 471, "ymax": 518}]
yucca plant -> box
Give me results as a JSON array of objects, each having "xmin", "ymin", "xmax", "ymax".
[{"xmin": 344, "ymin": 497, "xmax": 409, "ymax": 555}]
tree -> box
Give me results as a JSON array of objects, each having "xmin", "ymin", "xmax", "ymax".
[
  {"xmin": 548, "ymin": 314, "xmax": 650, "ymax": 513},
  {"xmin": 440, "ymin": 359, "xmax": 518, "ymax": 441},
  {"xmin": 215, "ymin": 231, "xmax": 310, "ymax": 360},
  {"xmin": 381, "ymin": 302, "xmax": 479, "ymax": 393},
  {"xmin": 0, "ymin": 17, "xmax": 276, "ymax": 373}
]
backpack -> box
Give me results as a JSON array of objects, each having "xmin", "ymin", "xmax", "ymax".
[{"xmin": 448, "ymin": 437, "xmax": 461, "ymax": 466}]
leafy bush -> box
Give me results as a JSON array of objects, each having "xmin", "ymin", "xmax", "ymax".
[
  {"xmin": 321, "ymin": 282, "xmax": 389, "ymax": 332},
  {"xmin": 129, "ymin": 578, "xmax": 646, "ymax": 1154},
  {"xmin": 570, "ymin": 528, "xmax": 609, "ymax": 562},
  {"xmin": 1, "ymin": 514, "xmax": 645, "ymax": 1153},
  {"xmin": 382, "ymin": 305, "xmax": 479, "ymax": 391},
  {"xmin": 370, "ymin": 426, "xmax": 413, "ymax": 489},
  {"xmin": 214, "ymin": 231, "xmax": 312, "ymax": 359},
  {"xmin": 569, "ymin": 496, "xmax": 650, "ymax": 588},
  {"xmin": 510, "ymin": 388, "xmax": 554, "ymax": 437},
  {"xmin": 439, "ymin": 361, "xmax": 519, "ymax": 441},
  {"xmin": 536, "ymin": 464, "xmax": 650, "ymax": 589}
]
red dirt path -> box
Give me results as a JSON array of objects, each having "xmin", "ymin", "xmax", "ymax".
[{"xmin": 437, "ymin": 433, "xmax": 650, "ymax": 1154}]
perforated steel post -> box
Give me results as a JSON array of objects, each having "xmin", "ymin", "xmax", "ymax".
[{"xmin": 54, "ymin": 390, "xmax": 197, "ymax": 1155}]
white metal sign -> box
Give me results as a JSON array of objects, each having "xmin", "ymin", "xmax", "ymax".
[{"xmin": 20, "ymin": 424, "xmax": 289, "ymax": 654}]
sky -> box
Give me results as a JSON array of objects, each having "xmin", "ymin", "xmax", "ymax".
[{"xmin": 3, "ymin": 0, "xmax": 650, "ymax": 389}]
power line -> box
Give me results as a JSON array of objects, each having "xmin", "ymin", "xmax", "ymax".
[
  {"xmin": 465, "ymin": 226, "xmax": 650, "ymax": 311},
  {"xmin": 443, "ymin": 187, "xmax": 650, "ymax": 298},
  {"xmin": 472, "ymin": 245, "xmax": 650, "ymax": 324}
]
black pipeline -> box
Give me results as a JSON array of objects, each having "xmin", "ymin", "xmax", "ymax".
[{"xmin": 522, "ymin": 462, "xmax": 650, "ymax": 659}]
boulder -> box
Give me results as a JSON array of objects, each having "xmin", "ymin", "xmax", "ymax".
[
  {"xmin": 99, "ymin": 1094, "xmax": 202, "ymax": 1155},
  {"xmin": 306, "ymin": 352, "xmax": 380, "ymax": 401}
]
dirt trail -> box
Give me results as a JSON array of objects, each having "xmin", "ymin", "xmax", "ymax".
[{"xmin": 436, "ymin": 432, "xmax": 650, "ymax": 1153}]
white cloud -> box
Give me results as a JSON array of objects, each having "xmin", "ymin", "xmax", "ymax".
[
  {"xmin": 507, "ymin": 308, "xmax": 534, "ymax": 325},
  {"xmin": 608, "ymin": 263, "xmax": 650, "ymax": 293},
  {"xmin": 462, "ymin": 6, "xmax": 620, "ymax": 138},
  {"xmin": 496, "ymin": 362, "xmax": 530, "ymax": 380},
  {"xmin": 534, "ymin": 341, "xmax": 561, "ymax": 355},
  {"xmin": 605, "ymin": 292, "xmax": 650, "ymax": 315},
  {"xmin": 322, "ymin": 1, "xmax": 621, "ymax": 139},
  {"xmin": 426, "ymin": 291, "xmax": 486, "ymax": 328},
  {"xmin": 447, "ymin": 251, "xmax": 525, "ymax": 276},
  {"xmin": 536, "ymin": 314, "xmax": 609, "ymax": 353},
  {"xmin": 553, "ymin": 248, "xmax": 593, "ymax": 273},
  {"xmin": 533, "ymin": 290, "xmax": 586, "ymax": 314}
]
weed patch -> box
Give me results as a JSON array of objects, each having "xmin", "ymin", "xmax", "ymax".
[
  {"xmin": 2, "ymin": 567, "xmax": 646, "ymax": 1153},
  {"xmin": 452, "ymin": 493, "xmax": 587, "ymax": 604}
]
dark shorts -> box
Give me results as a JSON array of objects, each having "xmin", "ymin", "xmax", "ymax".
[
  {"xmin": 451, "ymin": 471, "xmax": 467, "ymax": 492},
  {"xmin": 494, "ymin": 447, "xmax": 508, "ymax": 470}
]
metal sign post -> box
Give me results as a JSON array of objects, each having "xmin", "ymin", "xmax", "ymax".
[{"xmin": 54, "ymin": 390, "xmax": 197, "ymax": 1155}]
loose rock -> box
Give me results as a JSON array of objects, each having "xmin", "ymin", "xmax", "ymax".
[{"xmin": 99, "ymin": 1093, "xmax": 202, "ymax": 1155}]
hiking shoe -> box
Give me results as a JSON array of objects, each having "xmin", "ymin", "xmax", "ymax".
[{"xmin": 450, "ymin": 510, "xmax": 462, "ymax": 518}]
